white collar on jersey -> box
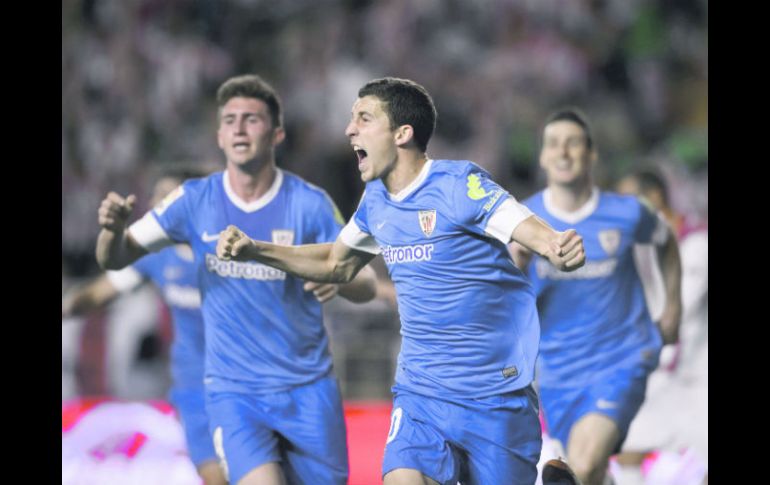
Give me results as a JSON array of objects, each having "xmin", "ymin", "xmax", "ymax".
[
  {"xmin": 543, "ymin": 186, "xmax": 600, "ymax": 224},
  {"xmin": 389, "ymin": 159, "xmax": 434, "ymax": 202},
  {"xmin": 223, "ymin": 168, "xmax": 284, "ymax": 213}
]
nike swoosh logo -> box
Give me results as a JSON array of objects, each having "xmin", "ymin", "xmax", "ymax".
[
  {"xmin": 201, "ymin": 231, "xmax": 221, "ymax": 242},
  {"xmin": 376, "ymin": 221, "xmax": 386, "ymax": 230}
]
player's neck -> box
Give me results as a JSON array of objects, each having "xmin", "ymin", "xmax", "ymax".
[
  {"xmin": 226, "ymin": 160, "xmax": 277, "ymax": 203},
  {"xmin": 547, "ymin": 182, "xmax": 594, "ymax": 212},
  {"xmin": 383, "ymin": 152, "xmax": 428, "ymax": 195}
]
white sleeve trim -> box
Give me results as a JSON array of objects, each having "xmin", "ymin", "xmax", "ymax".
[
  {"xmin": 128, "ymin": 212, "xmax": 175, "ymax": 252},
  {"xmin": 339, "ymin": 219, "xmax": 380, "ymax": 254},
  {"xmin": 485, "ymin": 196, "xmax": 534, "ymax": 244},
  {"xmin": 105, "ymin": 266, "xmax": 144, "ymax": 293}
]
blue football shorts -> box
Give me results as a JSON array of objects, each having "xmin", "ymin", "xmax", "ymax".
[
  {"xmin": 539, "ymin": 363, "xmax": 652, "ymax": 453},
  {"xmin": 205, "ymin": 375, "xmax": 348, "ymax": 485},
  {"xmin": 169, "ymin": 386, "xmax": 218, "ymax": 468},
  {"xmin": 383, "ymin": 384, "xmax": 542, "ymax": 485}
]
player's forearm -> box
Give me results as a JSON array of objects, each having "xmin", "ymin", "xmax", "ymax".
[
  {"xmin": 338, "ymin": 264, "xmax": 377, "ymax": 303},
  {"xmin": 659, "ymin": 233, "xmax": 682, "ymax": 305},
  {"xmin": 62, "ymin": 276, "xmax": 120, "ymax": 318},
  {"xmin": 511, "ymin": 216, "xmax": 584, "ymax": 272},
  {"xmin": 245, "ymin": 241, "xmax": 357, "ymax": 284},
  {"xmin": 511, "ymin": 216, "xmax": 558, "ymax": 259},
  {"xmin": 95, "ymin": 229, "xmax": 144, "ymax": 270},
  {"xmin": 63, "ymin": 291, "xmax": 100, "ymax": 317},
  {"xmin": 657, "ymin": 233, "xmax": 683, "ymax": 343}
]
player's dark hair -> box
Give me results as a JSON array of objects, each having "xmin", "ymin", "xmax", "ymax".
[
  {"xmin": 358, "ymin": 77, "xmax": 437, "ymax": 152},
  {"xmin": 217, "ymin": 74, "xmax": 283, "ymax": 128}
]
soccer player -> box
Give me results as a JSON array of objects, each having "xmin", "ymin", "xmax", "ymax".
[
  {"xmin": 95, "ymin": 74, "xmax": 378, "ymax": 485},
  {"xmin": 215, "ymin": 77, "xmax": 586, "ymax": 485},
  {"xmin": 615, "ymin": 167, "xmax": 708, "ymax": 478},
  {"xmin": 511, "ymin": 109, "xmax": 682, "ymax": 485},
  {"xmin": 63, "ymin": 167, "xmax": 227, "ymax": 485}
]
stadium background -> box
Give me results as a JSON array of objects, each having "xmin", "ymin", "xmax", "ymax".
[{"xmin": 62, "ymin": 1, "xmax": 707, "ymax": 483}]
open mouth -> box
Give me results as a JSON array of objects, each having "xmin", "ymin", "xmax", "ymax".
[
  {"xmin": 353, "ymin": 146, "xmax": 369, "ymax": 171},
  {"xmin": 354, "ymin": 148, "xmax": 368, "ymax": 163}
]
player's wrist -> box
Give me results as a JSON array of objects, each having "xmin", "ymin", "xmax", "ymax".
[{"xmin": 100, "ymin": 224, "xmax": 126, "ymax": 236}]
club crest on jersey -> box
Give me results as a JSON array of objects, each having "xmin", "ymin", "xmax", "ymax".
[
  {"xmin": 598, "ymin": 229, "xmax": 620, "ymax": 256},
  {"xmin": 271, "ymin": 230, "xmax": 295, "ymax": 246},
  {"xmin": 418, "ymin": 210, "xmax": 437, "ymax": 237}
]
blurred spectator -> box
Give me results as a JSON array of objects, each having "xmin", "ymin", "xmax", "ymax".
[{"xmin": 615, "ymin": 167, "xmax": 708, "ymax": 477}]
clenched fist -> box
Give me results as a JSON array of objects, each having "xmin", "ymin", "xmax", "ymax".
[
  {"xmin": 547, "ymin": 229, "xmax": 585, "ymax": 272},
  {"xmin": 216, "ymin": 225, "xmax": 254, "ymax": 261},
  {"xmin": 98, "ymin": 192, "xmax": 136, "ymax": 233}
]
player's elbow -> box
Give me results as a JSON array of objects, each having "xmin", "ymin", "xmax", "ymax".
[{"xmin": 330, "ymin": 261, "xmax": 358, "ymax": 285}]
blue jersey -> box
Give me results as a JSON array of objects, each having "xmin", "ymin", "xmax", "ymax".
[
  {"xmin": 129, "ymin": 247, "xmax": 203, "ymax": 390},
  {"xmin": 130, "ymin": 169, "xmax": 344, "ymax": 394},
  {"xmin": 341, "ymin": 159, "xmax": 539, "ymax": 399},
  {"xmin": 523, "ymin": 189, "xmax": 664, "ymax": 388}
]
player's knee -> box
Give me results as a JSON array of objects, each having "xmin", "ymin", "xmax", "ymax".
[
  {"xmin": 198, "ymin": 462, "xmax": 227, "ymax": 485},
  {"xmin": 569, "ymin": 456, "xmax": 609, "ymax": 485}
]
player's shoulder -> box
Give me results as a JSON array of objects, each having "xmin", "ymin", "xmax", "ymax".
[
  {"xmin": 170, "ymin": 171, "xmax": 221, "ymax": 203},
  {"xmin": 596, "ymin": 191, "xmax": 652, "ymax": 229},
  {"xmin": 281, "ymin": 170, "xmax": 345, "ymax": 221},
  {"xmin": 184, "ymin": 171, "xmax": 219, "ymax": 190},
  {"xmin": 522, "ymin": 189, "xmax": 545, "ymax": 208},
  {"xmin": 600, "ymin": 190, "xmax": 646, "ymax": 214},
  {"xmin": 430, "ymin": 159, "xmax": 485, "ymax": 179},
  {"xmin": 154, "ymin": 173, "xmax": 222, "ymax": 220},
  {"xmin": 427, "ymin": 160, "xmax": 492, "ymax": 198},
  {"xmin": 281, "ymin": 169, "xmax": 329, "ymax": 199},
  {"xmin": 601, "ymin": 190, "xmax": 642, "ymax": 207}
]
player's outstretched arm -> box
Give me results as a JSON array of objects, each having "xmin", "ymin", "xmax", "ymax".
[
  {"xmin": 62, "ymin": 275, "xmax": 121, "ymax": 319},
  {"xmin": 95, "ymin": 192, "xmax": 148, "ymax": 270},
  {"xmin": 217, "ymin": 224, "xmax": 375, "ymax": 284},
  {"xmin": 303, "ymin": 264, "xmax": 378, "ymax": 304},
  {"xmin": 510, "ymin": 215, "xmax": 585, "ymax": 272}
]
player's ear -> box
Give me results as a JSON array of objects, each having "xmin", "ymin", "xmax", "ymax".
[
  {"xmin": 272, "ymin": 126, "xmax": 286, "ymax": 146},
  {"xmin": 394, "ymin": 125, "xmax": 414, "ymax": 147}
]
